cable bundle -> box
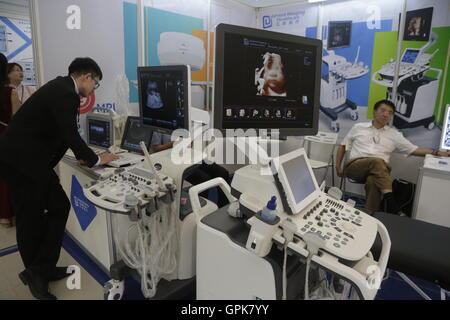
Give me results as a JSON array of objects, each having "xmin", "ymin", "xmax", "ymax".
[{"xmin": 114, "ymin": 200, "xmax": 180, "ymax": 298}]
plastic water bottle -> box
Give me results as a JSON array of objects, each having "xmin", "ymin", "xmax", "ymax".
[{"xmin": 261, "ymin": 196, "xmax": 278, "ymax": 223}]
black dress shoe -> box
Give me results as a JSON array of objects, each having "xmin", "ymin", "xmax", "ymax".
[
  {"xmin": 19, "ymin": 270, "xmax": 57, "ymax": 300},
  {"xmin": 48, "ymin": 266, "xmax": 74, "ymax": 282}
]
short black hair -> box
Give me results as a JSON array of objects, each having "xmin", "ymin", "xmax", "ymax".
[
  {"xmin": 374, "ymin": 99, "xmax": 395, "ymax": 112},
  {"xmin": 68, "ymin": 57, "xmax": 103, "ymax": 80},
  {"xmin": 7, "ymin": 62, "xmax": 22, "ymax": 74}
]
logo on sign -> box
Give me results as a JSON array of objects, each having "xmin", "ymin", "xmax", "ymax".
[
  {"xmin": 262, "ymin": 16, "xmax": 272, "ymax": 29},
  {"xmin": 70, "ymin": 175, "xmax": 97, "ymax": 231},
  {"xmin": 79, "ymin": 92, "xmax": 96, "ymax": 114}
]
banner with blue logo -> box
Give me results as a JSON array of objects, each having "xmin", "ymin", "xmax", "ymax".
[
  {"xmin": 70, "ymin": 175, "xmax": 97, "ymax": 231},
  {"xmin": 258, "ymin": 4, "xmax": 319, "ymax": 37}
]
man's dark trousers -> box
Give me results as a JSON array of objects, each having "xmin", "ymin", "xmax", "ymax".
[{"xmin": 0, "ymin": 161, "xmax": 70, "ymax": 278}]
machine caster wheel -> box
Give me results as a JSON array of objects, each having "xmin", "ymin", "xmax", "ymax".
[
  {"xmin": 426, "ymin": 122, "xmax": 435, "ymax": 130},
  {"xmin": 103, "ymin": 279, "xmax": 124, "ymax": 300},
  {"xmin": 350, "ymin": 110, "xmax": 358, "ymax": 121},
  {"xmin": 331, "ymin": 121, "xmax": 340, "ymax": 132}
]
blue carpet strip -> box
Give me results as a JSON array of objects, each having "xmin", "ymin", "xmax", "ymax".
[{"xmin": 0, "ymin": 245, "xmax": 18, "ymax": 258}]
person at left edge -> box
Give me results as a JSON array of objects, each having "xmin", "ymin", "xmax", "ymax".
[{"xmin": 0, "ymin": 57, "xmax": 119, "ymax": 300}]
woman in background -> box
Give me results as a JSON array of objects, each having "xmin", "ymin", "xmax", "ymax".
[
  {"xmin": 0, "ymin": 54, "xmax": 20, "ymax": 227},
  {"xmin": 7, "ymin": 62, "xmax": 35, "ymax": 105}
]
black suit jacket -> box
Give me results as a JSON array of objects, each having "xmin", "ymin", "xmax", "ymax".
[{"xmin": 0, "ymin": 76, "xmax": 98, "ymax": 180}]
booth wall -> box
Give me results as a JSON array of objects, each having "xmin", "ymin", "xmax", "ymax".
[
  {"xmin": 259, "ymin": 0, "xmax": 450, "ymax": 149},
  {"xmin": 259, "ymin": 0, "xmax": 450, "ymax": 196},
  {"xmin": 33, "ymin": 0, "xmax": 131, "ymax": 136}
]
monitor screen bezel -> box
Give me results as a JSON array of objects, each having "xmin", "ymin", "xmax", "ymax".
[
  {"xmin": 439, "ymin": 104, "xmax": 450, "ymax": 151},
  {"xmin": 120, "ymin": 116, "xmax": 153, "ymax": 154},
  {"xmin": 137, "ymin": 64, "xmax": 191, "ymax": 136},
  {"xmin": 86, "ymin": 114, "xmax": 113, "ymax": 149},
  {"xmin": 213, "ymin": 23, "xmax": 322, "ymax": 137},
  {"xmin": 272, "ymin": 148, "xmax": 321, "ymax": 215}
]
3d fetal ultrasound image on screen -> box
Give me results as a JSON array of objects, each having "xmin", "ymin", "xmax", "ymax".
[{"xmin": 254, "ymin": 52, "xmax": 288, "ymax": 97}]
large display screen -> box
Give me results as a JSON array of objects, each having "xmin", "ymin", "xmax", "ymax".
[
  {"xmin": 214, "ymin": 24, "xmax": 322, "ymax": 137},
  {"xmin": 138, "ymin": 65, "xmax": 190, "ymax": 135}
]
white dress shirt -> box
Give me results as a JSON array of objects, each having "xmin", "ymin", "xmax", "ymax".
[
  {"xmin": 71, "ymin": 76, "xmax": 101, "ymax": 166},
  {"xmin": 341, "ymin": 122, "xmax": 417, "ymax": 164}
]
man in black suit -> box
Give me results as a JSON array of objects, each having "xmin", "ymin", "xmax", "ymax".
[{"xmin": 0, "ymin": 57, "xmax": 118, "ymax": 300}]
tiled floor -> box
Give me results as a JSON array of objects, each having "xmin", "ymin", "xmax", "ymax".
[
  {"xmin": 1, "ymin": 225, "xmax": 447, "ymax": 300},
  {"xmin": 0, "ymin": 226, "xmax": 104, "ymax": 300},
  {"xmin": 0, "ymin": 224, "xmax": 17, "ymax": 250}
]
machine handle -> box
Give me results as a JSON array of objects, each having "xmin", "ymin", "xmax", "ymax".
[
  {"xmin": 426, "ymin": 68, "xmax": 442, "ymax": 81},
  {"xmin": 371, "ymin": 71, "xmax": 393, "ymax": 87},
  {"xmin": 374, "ymin": 218, "xmax": 391, "ymax": 279},
  {"xmin": 188, "ymin": 177, "xmax": 236, "ymax": 222}
]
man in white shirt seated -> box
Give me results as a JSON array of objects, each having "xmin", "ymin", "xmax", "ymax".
[{"xmin": 335, "ymin": 99, "xmax": 450, "ymax": 214}]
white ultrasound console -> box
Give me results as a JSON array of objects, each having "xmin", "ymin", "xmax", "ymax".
[
  {"xmin": 279, "ymin": 195, "xmax": 377, "ymax": 261},
  {"xmin": 215, "ymin": 148, "xmax": 391, "ymax": 299},
  {"xmin": 372, "ymin": 46, "xmax": 439, "ymax": 87},
  {"xmin": 83, "ymin": 142, "xmax": 176, "ymax": 214},
  {"xmin": 84, "ymin": 164, "xmax": 175, "ymax": 214}
]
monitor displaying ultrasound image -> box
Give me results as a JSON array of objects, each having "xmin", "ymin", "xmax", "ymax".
[
  {"xmin": 219, "ymin": 32, "xmax": 318, "ymax": 131},
  {"xmin": 327, "ymin": 21, "xmax": 352, "ymax": 49},
  {"xmin": 87, "ymin": 119, "xmax": 112, "ymax": 148},
  {"xmin": 402, "ymin": 7, "xmax": 433, "ymax": 42},
  {"xmin": 121, "ymin": 117, "xmax": 153, "ymax": 153},
  {"xmin": 138, "ymin": 66, "xmax": 187, "ymax": 133}
]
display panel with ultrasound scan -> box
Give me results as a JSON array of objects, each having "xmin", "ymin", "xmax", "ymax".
[
  {"xmin": 440, "ymin": 105, "xmax": 450, "ymax": 151},
  {"xmin": 214, "ymin": 23, "xmax": 322, "ymax": 137},
  {"xmin": 120, "ymin": 116, "xmax": 153, "ymax": 154},
  {"xmin": 401, "ymin": 49, "xmax": 420, "ymax": 64},
  {"xmin": 86, "ymin": 115, "xmax": 113, "ymax": 149},
  {"xmin": 272, "ymin": 148, "xmax": 321, "ymax": 215},
  {"xmin": 327, "ymin": 21, "xmax": 352, "ymax": 49},
  {"xmin": 402, "ymin": 7, "xmax": 433, "ymax": 42},
  {"xmin": 137, "ymin": 65, "xmax": 190, "ymax": 135}
]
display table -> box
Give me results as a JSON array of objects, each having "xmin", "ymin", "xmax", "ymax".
[
  {"xmin": 58, "ymin": 158, "xmax": 117, "ymax": 272},
  {"xmin": 412, "ymin": 155, "xmax": 450, "ymax": 228}
]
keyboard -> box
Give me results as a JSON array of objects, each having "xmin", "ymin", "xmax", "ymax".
[
  {"xmin": 279, "ymin": 194, "xmax": 378, "ymax": 261},
  {"xmin": 91, "ymin": 147, "xmax": 108, "ymax": 155},
  {"xmin": 106, "ymin": 152, "xmax": 145, "ymax": 168},
  {"xmin": 65, "ymin": 147, "xmax": 106, "ymax": 159}
]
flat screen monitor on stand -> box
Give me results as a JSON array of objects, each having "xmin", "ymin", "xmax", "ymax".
[{"xmin": 213, "ymin": 23, "xmax": 323, "ymax": 163}]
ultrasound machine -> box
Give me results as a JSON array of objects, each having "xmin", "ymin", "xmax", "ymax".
[
  {"xmin": 81, "ymin": 23, "xmax": 450, "ymax": 300},
  {"xmin": 86, "ymin": 108, "xmax": 114, "ymax": 153},
  {"xmin": 320, "ymin": 21, "xmax": 370, "ymax": 132},
  {"xmin": 188, "ymin": 24, "xmax": 391, "ymax": 300},
  {"xmin": 372, "ymin": 32, "xmax": 442, "ymax": 130},
  {"xmin": 83, "ymin": 64, "xmax": 216, "ymax": 300}
]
